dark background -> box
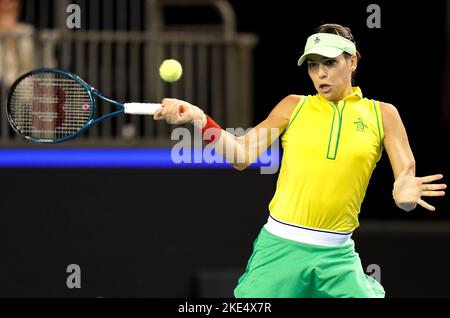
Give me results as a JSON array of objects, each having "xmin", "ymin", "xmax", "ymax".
[{"xmin": 0, "ymin": 0, "xmax": 449, "ymax": 298}]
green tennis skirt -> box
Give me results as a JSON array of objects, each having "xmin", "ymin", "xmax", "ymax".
[{"xmin": 234, "ymin": 227, "xmax": 385, "ymax": 298}]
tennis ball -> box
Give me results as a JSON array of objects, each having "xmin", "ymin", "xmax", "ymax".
[{"xmin": 159, "ymin": 59, "xmax": 183, "ymax": 83}]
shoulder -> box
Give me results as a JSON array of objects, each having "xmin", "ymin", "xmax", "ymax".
[
  {"xmin": 379, "ymin": 102, "xmax": 400, "ymax": 122},
  {"xmin": 379, "ymin": 102, "xmax": 399, "ymax": 116},
  {"xmin": 264, "ymin": 94, "xmax": 303, "ymax": 130},
  {"xmin": 272, "ymin": 94, "xmax": 303, "ymax": 118},
  {"xmin": 379, "ymin": 101, "xmax": 403, "ymax": 134},
  {"xmin": 271, "ymin": 94, "xmax": 303, "ymax": 113},
  {"xmin": 281, "ymin": 94, "xmax": 303, "ymax": 106}
]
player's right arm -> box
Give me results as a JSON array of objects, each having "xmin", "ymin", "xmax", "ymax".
[{"xmin": 154, "ymin": 95, "xmax": 301, "ymax": 170}]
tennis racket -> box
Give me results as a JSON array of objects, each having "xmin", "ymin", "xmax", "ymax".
[{"xmin": 6, "ymin": 68, "xmax": 162, "ymax": 143}]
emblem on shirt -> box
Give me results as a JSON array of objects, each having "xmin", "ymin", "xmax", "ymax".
[{"xmin": 354, "ymin": 118, "xmax": 368, "ymax": 132}]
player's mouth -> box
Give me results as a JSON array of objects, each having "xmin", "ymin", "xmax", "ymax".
[{"xmin": 319, "ymin": 84, "xmax": 332, "ymax": 93}]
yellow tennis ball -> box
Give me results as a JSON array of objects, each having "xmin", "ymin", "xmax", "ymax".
[{"xmin": 159, "ymin": 59, "xmax": 183, "ymax": 82}]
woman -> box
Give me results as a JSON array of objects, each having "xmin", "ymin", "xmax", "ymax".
[{"xmin": 154, "ymin": 24, "xmax": 447, "ymax": 298}]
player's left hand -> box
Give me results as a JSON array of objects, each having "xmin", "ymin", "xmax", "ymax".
[{"xmin": 393, "ymin": 162, "xmax": 446, "ymax": 212}]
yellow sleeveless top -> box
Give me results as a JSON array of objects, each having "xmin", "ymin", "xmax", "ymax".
[{"xmin": 268, "ymin": 87, "xmax": 384, "ymax": 233}]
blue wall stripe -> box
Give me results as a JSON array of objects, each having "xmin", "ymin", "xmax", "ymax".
[{"xmin": 0, "ymin": 148, "xmax": 279, "ymax": 169}]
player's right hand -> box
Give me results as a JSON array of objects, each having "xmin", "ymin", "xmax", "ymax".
[{"xmin": 154, "ymin": 98, "xmax": 206, "ymax": 126}]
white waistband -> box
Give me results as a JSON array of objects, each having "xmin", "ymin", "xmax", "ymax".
[{"xmin": 264, "ymin": 216, "xmax": 353, "ymax": 247}]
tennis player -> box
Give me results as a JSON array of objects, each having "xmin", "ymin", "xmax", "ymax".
[{"xmin": 154, "ymin": 24, "xmax": 447, "ymax": 298}]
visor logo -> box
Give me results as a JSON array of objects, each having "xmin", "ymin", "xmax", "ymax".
[{"xmin": 314, "ymin": 37, "xmax": 321, "ymax": 45}]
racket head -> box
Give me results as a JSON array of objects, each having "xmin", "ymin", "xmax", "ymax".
[{"xmin": 6, "ymin": 68, "xmax": 95, "ymax": 143}]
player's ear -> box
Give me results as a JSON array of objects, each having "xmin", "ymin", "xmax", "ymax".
[{"xmin": 350, "ymin": 54, "xmax": 358, "ymax": 72}]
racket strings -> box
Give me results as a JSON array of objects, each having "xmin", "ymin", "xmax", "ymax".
[{"xmin": 8, "ymin": 73, "xmax": 92, "ymax": 141}]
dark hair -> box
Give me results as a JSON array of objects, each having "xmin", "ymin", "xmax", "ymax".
[{"xmin": 315, "ymin": 23, "xmax": 361, "ymax": 80}]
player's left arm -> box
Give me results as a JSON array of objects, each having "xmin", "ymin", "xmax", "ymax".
[{"xmin": 380, "ymin": 102, "xmax": 446, "ymax": 212}]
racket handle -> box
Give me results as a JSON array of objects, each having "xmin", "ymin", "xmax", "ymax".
[{"xmin": 124, "ymin": 103, "xmax": 161, "ymax": 115}]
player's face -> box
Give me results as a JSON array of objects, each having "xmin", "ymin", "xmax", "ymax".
[{"xmin": 307, "ymin": 54, "xmax": 357, "ymax": 101}]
